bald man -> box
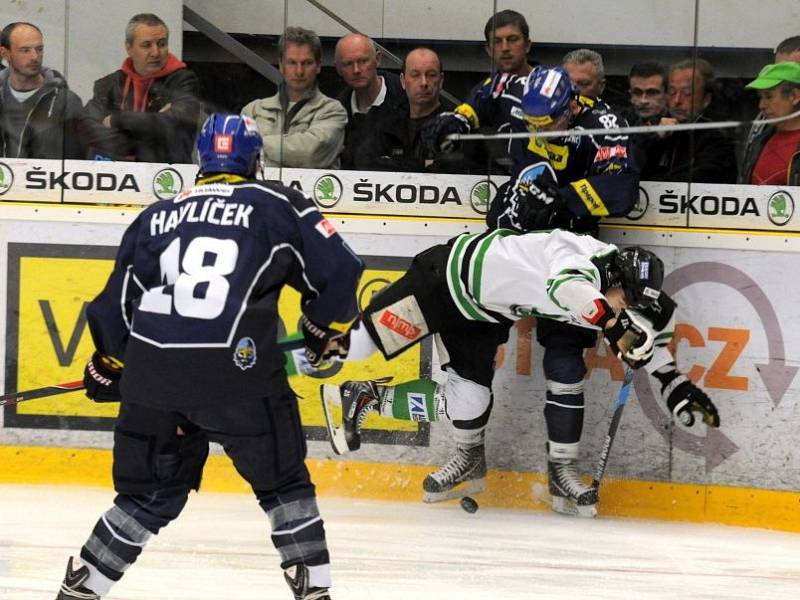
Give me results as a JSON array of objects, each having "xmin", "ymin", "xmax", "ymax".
[{"xmin": 334, "ymin": 32, "xmax": 408, "ymax": 169}]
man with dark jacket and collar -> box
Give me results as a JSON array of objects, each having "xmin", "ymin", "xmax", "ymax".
[
  {"xmin": 0, "ymin": 21, "xmax": 84, "ymax": 159},
  {"xmin": 83, "ymin": 13, "xmax": 202, "ymax": 164},
  {"xmin": 334, "ymin": 32, "xmax": 408, "ymax": 169}
]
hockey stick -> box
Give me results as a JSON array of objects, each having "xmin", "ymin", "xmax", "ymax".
[
  {"xmin": 1, "ymin": 337, "xmax": 311, "ymax": 409},
  {"xmin": 450, "ymin": 107, "xmax": 800, "ymax": 142},
  {"xmin": 591, "ymin": 368, "xmax": 635, "ymax": 489}
]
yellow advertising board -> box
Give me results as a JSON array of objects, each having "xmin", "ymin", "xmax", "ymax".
[{"xmin": 5, "ymin": 243, "xmax": 429, "ymax": 447}]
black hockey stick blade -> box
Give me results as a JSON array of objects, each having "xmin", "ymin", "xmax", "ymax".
[
  {"xmin": 592, "ymin": 368, "xmax": 635, "ymax": 489},
  {"xmin": 0, "ymin": 380, "xmax": 85, "ymax": 408},
  {"xmin": 0, "ymin": 337, "xmax": 309, "ymax": 410}
]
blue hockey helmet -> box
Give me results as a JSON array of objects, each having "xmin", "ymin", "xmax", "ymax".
[
  {"xmin": 197, "ymin": 113, "xmax": 263, "ymax": 176},
  {"xmin": 521, "ymin": 66, "xmax": 576, "ymax": 128}
]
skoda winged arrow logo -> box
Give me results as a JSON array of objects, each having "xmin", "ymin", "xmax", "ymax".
[
  {"xmin": 767, "ymin": 190, "xmax": 794, "ymax": 226},
  {"xmin": 469, "ymin": 179, "xmax": 497, "ymax": 215},
  {"xmin": 0, "ymin": 162, "xmax": 14, "ymax": 196},
  {"xmin": 152, "ymin": 167, "xmax": 183, "ymax": 200},
  {"xmin": 626, "ymin": 186, "xmax": 648, "ymax": 220},
  {"xmin": 313, "ymin": 174, "xmax": 343, "ymax": 208}
]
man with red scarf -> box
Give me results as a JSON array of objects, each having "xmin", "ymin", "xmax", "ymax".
[{"xmin": 83, "ymin": 13, "xmax": 202, "ymax": 163}]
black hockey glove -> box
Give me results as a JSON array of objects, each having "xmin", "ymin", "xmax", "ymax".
[
  {"xmin": 420, "ymin": 103, "xmax": 478, "ymax": 154},
  {"xmin": 83, "ymin": 352, "xmax": 122, "ymax": 403},
  {"xmin": 662, "ymin": 375, "xmax": 720, "ymax": 428},
  {"xmin": 515, "ymin": 177, "xmax": 567, "ymax": 230},
  {"xmin": 300, "ymin": 315, "xmax": 349, "ymax": 368},
  {"xmin": 603, "ymin": 309, "xmax": 655, "ymax": 369},
  {"xmin": 630, "ymin": 290, "xmax": 676, "ymax": 331}
]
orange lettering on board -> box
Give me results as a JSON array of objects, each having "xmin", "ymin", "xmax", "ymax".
[
  {"xmin": 585, "ymin": 333, "xmax": 625, "ymax": 381},
  {"xmin": 704, "ymin": 327, "xmax": 749, "ymax": 391}
]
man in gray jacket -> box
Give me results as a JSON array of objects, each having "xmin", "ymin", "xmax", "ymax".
[
  {"xmin": 0, "ymin": 21, "xmax": 84, "ymax": 159},
  {"xmin": 241, "ymin": 27, "xmax": 346, "ymax": 169}
]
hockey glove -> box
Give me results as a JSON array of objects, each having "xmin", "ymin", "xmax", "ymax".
[
  {"xmin": 300, "ymin": 315, "xmax": 349, "ymax": 368},
  {"xmin": 420, "ymin": 103, "xmax": 479, "ymax": 154},
  {"xmin": 629, "ymin": 290, "xmax": 676, "ymax": 331},
  {"xmin": 83, "ymin": 352, "xmax": 122, "ymax": 403},
  {"xmin": 603, "ymin": 309, "xmax": 655, "ymax": 369},
  {"xmin": 662, "ymin": 375, "xmax": 720, "ymax": 427},
  {"xmin": 516, "ymin": 177, "xmax": 567, "ymax": 230}
]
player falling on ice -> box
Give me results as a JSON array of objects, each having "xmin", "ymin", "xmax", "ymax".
[
  {"xmin": 319, "ymin": 228, "xmax": 719, "ymax": 516},
  {"xmin": 55, "ymin": 114, "xmax": 363, "ymax": 600}
]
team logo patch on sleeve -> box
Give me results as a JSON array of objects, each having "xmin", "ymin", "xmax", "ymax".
[
  {"xmin": 315, "ymin": 218, "xmax": 337, "ymax": 238},
  {"xmin": 233, "ymin": 337, "xmax": 257, "ymax": 370},
  {"xmin": 581, "ymin": 298, "xmax": 609, "ymax": 325}
]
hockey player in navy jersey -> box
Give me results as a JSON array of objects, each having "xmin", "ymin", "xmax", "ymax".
[
  {"xmin": 320, "ymin": 230, "xmax": 719, "ymax": 516},
  {"xmin": 56, "ymin": 114, "xmax": 363, "ymax": 600},
  {"xmin": 421, "ymin": 66, "xmax": 644, "ymax": 515}
]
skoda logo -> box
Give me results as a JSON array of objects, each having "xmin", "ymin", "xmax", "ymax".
[
  {"xmin": 627, "ymin": 187, "xmax": 648, "ymax": 220},
  {"xmin": 0, "ymin": 162, "xmax": 14, "ymax": 196},
  {"xmin": 767, "ymin": 190, "xmax": 794, "ymax": 226},
  {"xmin": 469, "ymin": 179, "xmax": 497, "ymax": 215},
  {"xmin": 313, "ymin": 174, "xmax": 343, "ymax": 209},
  {"xmin": 153, "ymin": 167, "xmax": 183, "ymax": 200}
]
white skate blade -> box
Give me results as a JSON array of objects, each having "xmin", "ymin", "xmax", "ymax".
[
  {"xmin": 551, "ymin": 496, "xmax": 598, "ymax": 518},
  {"xmin": 320, "ymin": 384, "xmax": 349, "ymax": 455},
  {"xmin": 422, "ymin": 478, "xmax": 486, "ymax": 504}
]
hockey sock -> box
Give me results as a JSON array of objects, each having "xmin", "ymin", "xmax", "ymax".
[{"xmin": 378, "ymin": 378, "xmax": 446, "ymax": 422}]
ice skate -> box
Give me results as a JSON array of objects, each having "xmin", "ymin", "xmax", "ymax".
[
  {"xmin": 548, "ymin": 459, "xmax": 598, "ymax": 518},
  {"xmin": 56, "ymin": 557, "xmax": 100, "ymax": 599},
  {"xmin": 320, "ymin": 380, "xmax": 381, "ymax": 454},
  {"xmin": 284, "ymin": 564, "xmax": 331, "ymax": 599},
  {"xmin": 422, "ymin": 443, "xmax": 487, "ymax": 503}
]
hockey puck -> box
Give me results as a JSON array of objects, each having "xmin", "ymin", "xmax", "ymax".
[{"xmin": 460, "ymin": 496, "xmax": 479, "ymax": 513}]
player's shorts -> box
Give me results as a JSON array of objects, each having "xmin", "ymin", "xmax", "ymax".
[
  {"xmin": 113, "ymin": 389, "xmax": 309, "ymax": 495},
  {"xmin": 362, "ymin": 243, "xmax": 511, "ymax": 387}
]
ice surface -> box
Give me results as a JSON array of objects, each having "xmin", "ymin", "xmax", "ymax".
[{"xmin": 2, "ymin": 484, "xmax": 799, "ymax": 599}]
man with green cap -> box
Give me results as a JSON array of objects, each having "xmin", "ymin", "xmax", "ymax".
[{"xmin": 740, "ymin": 62, "xmax": 800, "ymax": 185}]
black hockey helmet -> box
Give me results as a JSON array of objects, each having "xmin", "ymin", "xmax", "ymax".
[{"xmin": 608, "ymin": 246, "xmax": 664, "ymax": 307}]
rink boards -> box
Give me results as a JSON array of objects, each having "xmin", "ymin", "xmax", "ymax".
[{"xmin": 1, "ymin": 182, "xmax": 800, "ymax": 533}]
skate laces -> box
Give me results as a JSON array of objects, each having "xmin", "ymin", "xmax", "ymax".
[
  {"xmin": 553, "ymin": 461, "xmax": 591, "ymax": 495},
  {"xmin": 432, "ymin": 447, "xmax": 476, "ymax": 485},
  {"xmin": 304, "ymin": 589, "xmax": 331, "ymax": 600}
]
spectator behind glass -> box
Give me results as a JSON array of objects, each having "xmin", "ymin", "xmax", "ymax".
[
  {"xmin": 334, "ymin": 32, "xmax": 408, "ymax": 170},
  {"xmin": 562, "ymin": 49, "xmax": 606, "ymax": 100},
  {"xmin": 483, "ymin": 9, "xmax": 533, "ymax": 77},
  {"xmin": 620, "ymin": 61, "xmax": 668, "ymax": 170},
  {"xmin": 640, "ymin": 58, "xmax": 737, "ymax": 183},
  {"xmin": 83, "ymin": 13, "xmax": 202, "ymax": 163},
  {"xmin": 347, "ymin": 47, "xmax": 449, "ymax": 172},
  {"xmin": 775, "ymin": 35, "xmax": 800, "ymax": 63},
  {"xmin": 241, "ymin": 26, "xmax": 346, "ymax": 169},
  {"xmin": 739, "ymin": 62, "xmax": 800, "ymax": 185},
  {"xmin": 0, "ymin": 21, "xmax": 84, "ymax": 159}
]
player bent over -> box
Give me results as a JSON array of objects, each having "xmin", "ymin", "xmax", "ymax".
[
  {"xmin": 320, "ymin": 229, "xmax": 720, "ymax": 515},
  {"xmin": 56, "ymin": 114, "xmax": 363, "ymax": 600}
]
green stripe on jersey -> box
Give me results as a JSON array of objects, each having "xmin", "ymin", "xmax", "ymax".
[{"xmin": 446, "ymin": 233, "xmax": 498, "ymax": 322}]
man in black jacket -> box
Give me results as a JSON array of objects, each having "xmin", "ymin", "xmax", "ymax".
[
  {"xmin": 334, "ymin": 32, "xmax": 408, "ymax": 169},
  {"xmin": 83, "ymin": 13, "xmax": 202, "ymax": 163},
  {"xmin": 640, "ymin": 58, "xmax": 737, "ymax": 183},
  {"xmin": 0, "ymin": 21, "xmax": 84, "ymax": 159}
]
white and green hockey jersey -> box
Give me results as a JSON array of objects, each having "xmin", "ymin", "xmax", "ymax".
[{"xmin": 445, "ymin": 228, "xmax": 618, "ymax": 328}]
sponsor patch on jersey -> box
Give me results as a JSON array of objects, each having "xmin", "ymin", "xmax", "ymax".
[
  {"xmin": 214, "ymin": 134, "xmax": 233, "ymax": 153},
  {"xmin": 378, "ymin": 309, "xmax": 422, "ymax": 340},
  {"xmin": 315, "ymin": 218, "xmax": 337, "ymax": 238},
  {"xmin": 233, "ymin": 336, "xmax": 257, "ymax": 370},
  {"xmin": 593, "ymin": 145, "xmax": 628, "ymax": 162},
  {"xmin": 407, "ymin": 392, "xmax": 428, "ymax": 421}
]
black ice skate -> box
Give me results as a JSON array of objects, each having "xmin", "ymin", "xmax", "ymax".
[
  {"xmin": 56, "ymin": 556, "xmax": 100, "ymax": 599},
  {"xmin": 284, "ymin": 564, "xmax": 331, "ymax": 600},
  {"xmin": 422, "ymin": 443, "xmax": 487, "ymax": 503},
  {"xmin": 548, "ymin": 459, "xmax": 598, "ymax": 518},
  {"xmin": 320, "ymin": 380, "xmax": 381, "ymax": 454}
]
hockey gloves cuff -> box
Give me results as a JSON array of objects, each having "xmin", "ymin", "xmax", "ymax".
[
  {"xmin": 663, "ymin": 375, "xmax": 721, "ymax": 427},
  {"xmin": 301, "ymin": 315, "xmax": 350, "ymax": 368},
  {"xmin": 604, "ymin": 309, "xmax": 655, "ymax": 369},
  {"xmin": 83, "ymin": 352, "xmax": 122, "ymax": 403},
  {"xmin": 421, "ymin": 103, "xmax": 477, "ymax": 154}
]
